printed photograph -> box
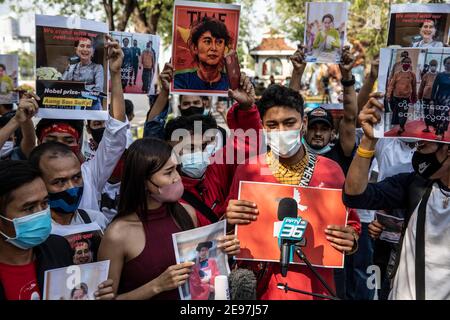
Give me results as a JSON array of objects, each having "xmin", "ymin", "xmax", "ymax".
[
  {"xmin": 376, "ymin": 47, "xmax": 450, "ymax": 143},
  {"xmin": 35, "ymin": 14, "xmax": 109, "ymax": 120},
  {"xmin": 304, "ymin": 2, "xmax": 349, "ymax": 64},
  {"xmin": 0, "ymin": 54, "xmax": 19, "ymax": 104},
  {"xmin": 387, "ymin": 4, "xmax": 450, "ymax": 48},
  {"xmin": 171, "ymin": 0, "xmax": 241, "ymax": 96},
  {"xmin": 172, "ymin": 219, "xmax": 229, "ymax": 300},
  {"xmin": 110, "ymin": 31, "xmax": 160, "ymax": 95},
  {"xmin": 43, "ymin": 260, "xmax": 109, "ymax": 300}
]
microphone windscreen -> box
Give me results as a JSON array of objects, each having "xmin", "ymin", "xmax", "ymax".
[
  {"xmin": 277, "ymin": 197, "xmax": 298, "ymax": 221},
  {"xmin": 229, "ymin": 268, "xmax": 257, "ymax": 300}
]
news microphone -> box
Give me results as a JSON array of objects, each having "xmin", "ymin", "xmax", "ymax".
[
  {"xmin": 277, "ymin": 198, "xmax": 308, "ymax": 277},
  {"xmin": 228, "ymin": 268, "xmax": 257, "ymax": 300}
]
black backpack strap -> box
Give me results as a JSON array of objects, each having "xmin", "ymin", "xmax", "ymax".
[
  {"xmin": 182, "ymin": 190, "xmax": 219, "ymax": 224},
  {"xmin": 415, "ymin": 186, "xmax": 432, "ymax": 300},
  {"xmin": 77, "ymin": 209, "xmax": 92, "ymax": 224},
  {"xmin": 388, "ymin": 176, "xmax": 433, "ymax": 281}
]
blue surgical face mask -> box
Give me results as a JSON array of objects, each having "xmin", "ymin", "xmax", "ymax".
[
  {"xmin": 48, "ymin": 186, "xmax": 84, "ymax": 214},
  {"xmin": 302, "ymin": 136, "xmax": 332, "ymax": 155},
  {"xmin": 180, "ymin": 150, "xmax": 210, "ymax": 179},
  {"xmin": 0, "ymin": 207, "xmax": 52, "ymax": 250}
]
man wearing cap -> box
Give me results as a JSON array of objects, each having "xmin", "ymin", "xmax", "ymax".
[
  {"xmin": 303, "ymin": 46, "xmax": 357, "ymax": 175},
  {"xmin": 189, "ymin": 241, "xmax": 220, "ymax": 300}
]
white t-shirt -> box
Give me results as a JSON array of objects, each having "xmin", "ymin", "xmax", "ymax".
[
  {"xmin": 79, "ymin": 116, "xmax": 128, "ymax": 213},
  {"xmin": 51, "ymin": 209, "xmax": 108, "ymax": 232},
  {"xmin": 389, "ymin": 183, "xmax": 450, "ymax": 300},
  {"xmin": 375, "ymin": 139, "xmax": 415, "ymax": 182}
]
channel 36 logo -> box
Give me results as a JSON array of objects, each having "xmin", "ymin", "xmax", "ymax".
[{"xmin": 279, "ymin": 217, "xmax": 308, "ymax": 241}]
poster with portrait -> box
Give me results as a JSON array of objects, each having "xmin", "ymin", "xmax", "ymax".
[
  {"xmin": 236, "ymin": 181, "xmax": 348, "ymax": 268},
  {"xmin": 0, "ymin": 54, "xmax": 19, "ymax": 104},
  {"xmin": 43, "ymin": 260, "xmax": 109, "ymax": 300},
  {"xmin": 304, "ymin": 2, "xmax": 349, "ymax": 64},
  {"xmin": 109, "ymin": 31, "xmax": 160, "ymax": 95},
  {"xmin": 375, "ymin": 47, "xmax": 450, "ymax": 143},
  {"xmin": 172, "ymin": 220, "xmax": 230, "ymax": 300},
  {"xmin": 387, "ymin": 4, "xmax": 450, "ymax": 48},
  {"xmin": 171, "ymin": 0, "xmax": 241, "ymax": 96},
  {"xmin": 35, "ymin": 14, "xmax": 109, "ymax": 120},
  {"xmin": 51, "ymin": 222, "xmax": 103, "ymax": 265}
]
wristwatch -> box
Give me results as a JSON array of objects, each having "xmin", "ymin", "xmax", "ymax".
[{"xmin": 341, "ymin": 75, "xmax": 356, "ymax": 87}]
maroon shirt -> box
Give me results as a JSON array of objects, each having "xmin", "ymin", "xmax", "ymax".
[{"xmin": 118, "ymin": 204, "xmax": 181, "ymax": 300}]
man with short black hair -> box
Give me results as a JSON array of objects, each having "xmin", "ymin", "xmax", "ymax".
[
  {"xmin": 0, "ymin": 160, "xmax": 114, "ymax": 300},
  {"xmin": 29, "ymin": 142, "xmax": 108, "ymax": 231},
  {"xmin": 224, "ymin": 84, "xmax": 361, "ymax": 300}
]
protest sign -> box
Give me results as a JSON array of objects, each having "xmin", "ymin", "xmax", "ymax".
[
  {"xmin": 110, "ymin": 31, "xmax": 160, "ymax": 95},
  {"xmin": 171, "ymin": 0, "xmax": 240, "ymax": 96},
  {"xmin": 0, "ymin": 54, "xmax": 19, "ymax": 104},
  {"xmin": 387, "ymin": 4, "xmax": 450, "ymax": 48},
  {"xmin": 35, "ymin": 14, "xmax": 109, "ymax": 120},
  {"xmin": 236, "ymin": 181, "xmax": 348, "ymax": 268},
  {"xmin": 43, "ymin": 260, "xmax": 109, "ymax": 300},
  {"xmin": 304, "ymin": 2, "xmax": 349, "ymax": 64},
  {"xmin": 51, "ymin": 222, "xmax": 103, "ymax": 266},
  {"xmin": 375, "ymin": 47, "xmax": 450, "ymax": 143},
  {"xmin": 172, "ymin": 220, "xmax": 230, "ymax": 300}
]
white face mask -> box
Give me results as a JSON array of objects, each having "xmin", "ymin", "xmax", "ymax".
[
  {"xmin": 180, "ymin": 150, "xmax": 210, "ymax": 179},
  {"xmin": 265, "ymin": 129, "xmax": 302, "ymax": 158},
  {"xmin": 0, "ymin": 141, "xmax": 14, "ymax": 159}
]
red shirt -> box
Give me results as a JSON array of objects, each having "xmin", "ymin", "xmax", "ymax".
[
  {"xmin": 223, "ymin": 153, "xmax": 361, "ymax": 300},
  {"xmin": 0, "ymin": 260, "xmax": 41, "ymax": 300},
  {"xmin": 182, "ymin": 102, "xmax": 264, "ymax": 221}
]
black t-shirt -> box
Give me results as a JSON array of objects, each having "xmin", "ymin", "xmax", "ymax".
[{"xmin": 323, "ymin": 139, "xmax": 356, "ymax": 175}]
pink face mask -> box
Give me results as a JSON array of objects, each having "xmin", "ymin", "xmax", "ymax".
[{"xmin": 150, "ymin": 179, "xmax": 184, "ymax": 203}]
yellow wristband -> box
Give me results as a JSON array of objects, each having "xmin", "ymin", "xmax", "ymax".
[{"xmin": 356, "ymin": 146, "xmax": 375, "ymax": 159}]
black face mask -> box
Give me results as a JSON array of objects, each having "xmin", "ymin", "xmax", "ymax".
[
  {"xmin": 91, "ymin": 127, "xmax": 105, "ymax": 145},
  {"xmin": 180, "ymin": 107, "xmax": 205, "ymax": 117},
  {"xmin": 412, "ymin": 145, "xmax": 448, "ymax": 179}
]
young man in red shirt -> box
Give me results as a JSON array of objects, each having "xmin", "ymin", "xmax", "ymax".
[
  {"xmin": 224, "ymin": 84, "xmax": 361, "ymax": 300},
  {"xmin": 0, "ymin": 161, "xmax": 114, "ymax": 300}
]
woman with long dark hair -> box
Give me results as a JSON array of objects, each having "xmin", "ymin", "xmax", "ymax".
[{"xmin": 98, "ymin": 138, "xmax": 239, "ymax": 300}]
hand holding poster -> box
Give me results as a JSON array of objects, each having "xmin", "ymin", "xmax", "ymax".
[
  {"xmin": 0, "ymin": 54, "xmax": 19, "ymax": 104},
  {"xmin": 35, "ymin": 14, "xmax": 109, "ymax": 120},
  {"xmin": 172, "ymin": 220, "xmax": 230, "ymax": 300},
  {"xmin": 237, "ymin": 181, "xmax": 348, "ymax": 268},
  {"xmin": 387, "ymin": 4, "xmax": 450, "ymax": 48},
  {"xmin": 171, "ymin": 0, "xmax": 240, "ymax": 96},
  {"xmin": 375, "ymin": 47, "xmax": 450, "ymax": 143},
  {"xmin": 304, "ymin": 2, "xmax": 349, "ymax": 64},
  {"xmin": 109, "ymin": 31, "xmax": 160, "ymax": 95},
  {"xmin": 43, "ymin": 260, "xmax": 109, "ymax": 300}
]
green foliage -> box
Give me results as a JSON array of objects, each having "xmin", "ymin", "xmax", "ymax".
[{"xmin": 7, "ymin": 50, "xmax": 34, "ymax": 80}]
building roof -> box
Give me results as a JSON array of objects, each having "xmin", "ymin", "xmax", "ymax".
[{"xmin": 251, "ymin": 37, "xmax": 296, "ymax": 52}]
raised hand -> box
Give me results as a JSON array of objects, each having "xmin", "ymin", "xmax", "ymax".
[
  {"xmin": 339, "ymin": 45, "xmax": 355, "ymax": 80},
  {"xmin": 106, "ymin": 35, "xmax": 124, "ymax": 74},
  {"xmin": 159, "ymin": 62, "xmax": 174, "ymax": 93},
  {"xmin": 15, "ymin": 92, "xmax": 40, "ymax": 124},
  {"xmin": 290, "ymin": 44, "xmax": 307, "ymax": 73},
  {"xmin": 358, "ymin": 92, "xmax": 384, "ymax": 140},
  {"xmin": 228, "ymin": 72, "xmax": 255, "ymax": 110}
]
